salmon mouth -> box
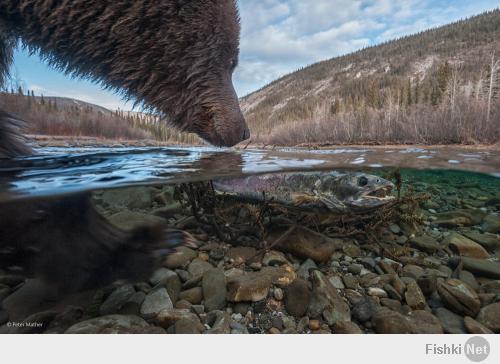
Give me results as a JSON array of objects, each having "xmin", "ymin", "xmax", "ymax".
[
  {"xmin": 365, "ymin": 185, "xmax": 395, "ymax": 199},
  {"xmin": 351, "ymin": 184, "xmax": 396, "ymax": 208}
]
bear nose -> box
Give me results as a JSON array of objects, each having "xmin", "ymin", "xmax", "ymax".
[{"xmin": 242, "ymin": 127, "xmax": 250, "ymax": 141}]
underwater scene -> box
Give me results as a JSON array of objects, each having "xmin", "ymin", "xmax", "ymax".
[{"xmin": 0, "ymin": 146, "xmax": 499, "ymax": 334}]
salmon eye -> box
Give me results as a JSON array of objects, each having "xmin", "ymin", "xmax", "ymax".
[{"xmin": 358, "ymin": 176, "xmax": 368, "ymax": 186}]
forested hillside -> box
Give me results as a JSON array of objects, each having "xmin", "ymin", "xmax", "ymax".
[
  {"xmin": 241, "ymin": 9, "xmax": 500, "ymax": 146},
  {"xmin": 0, "ymin": 90, "xmax": 201, "ymax": 144}
]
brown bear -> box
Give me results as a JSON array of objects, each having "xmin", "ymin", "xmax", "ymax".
[
  {"xmin": 0, "ymin": 1, "xmax": 248, "ymax": 320},
  {"xmin": 0, "ymin": 0, "xmax": 249, "ymax": 157}
]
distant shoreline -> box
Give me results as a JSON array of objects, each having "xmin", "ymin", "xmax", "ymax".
[
  {"xmin": 239, "ymin": 142, "xmax": 500, "ymax": 151},
  {"xmin": 28, "ymin": 134, "xmax": 201, "ymax": 148},
  {"xmin": 28, "ymin": 134, "xmax": 500, "ymax": 151}
]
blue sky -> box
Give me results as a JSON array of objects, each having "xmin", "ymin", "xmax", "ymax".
[{"xmin": 8, "ymin": 0, "xmax": 499, "ymax": 111}]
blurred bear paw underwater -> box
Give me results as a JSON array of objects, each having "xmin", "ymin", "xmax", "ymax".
[{"xmin": 0, "ymin": 191, "xmax": 197, "ymax": 325}]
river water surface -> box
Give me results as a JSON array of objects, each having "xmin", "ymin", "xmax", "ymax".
[
  {"xmin": 0, "ymin": 146, "xmax": 498, "ymax": 200},
  {"xmin": 0, "ymin": 146, "xmax": 499, "ymax": 334}
]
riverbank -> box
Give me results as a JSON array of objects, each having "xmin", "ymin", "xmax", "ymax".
[
  {"xmin": 28, "ymin": 134, "xmax": 202, "ymax": 148},
  {"xmin": 28, "ymin": 134, "xmax": 500, "ymax": 152},
  {"xmin": 236, "ymin": 142, "xmax": 500, "ymax": 152}
]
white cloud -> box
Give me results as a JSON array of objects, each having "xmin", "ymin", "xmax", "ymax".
[
  {"xmin": 234, "ymin": 0, "xmax": 499, "ymax": 96},
  {"xmin": 235, "ymin": 0, "xmax": 387, "ymax": 95}
]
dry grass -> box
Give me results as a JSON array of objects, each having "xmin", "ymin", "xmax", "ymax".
[
  {"xmin": 242, "ymin": 10, "xmax": 500, "ymax": 147},
  {"xmin": 259, "ymin": 98, "xmax": 500, "ymax": 146},
  {"xmin": 0, "ymin": 92, "xmax": 202, "ymax": 144}
]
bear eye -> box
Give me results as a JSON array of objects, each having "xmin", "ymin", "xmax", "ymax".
[{"xmin": 229, "ymin": 58, "xmax": 238, "ymax": 70}]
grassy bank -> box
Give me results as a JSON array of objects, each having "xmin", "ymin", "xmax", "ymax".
[{"xmin": 0, "ymin": 92, "xmax": 202, "ymax": 145}]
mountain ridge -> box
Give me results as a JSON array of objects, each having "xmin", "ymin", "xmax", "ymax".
[{"xmin": 241, "ymin": 9, "xmax": 500, "ymax": 145}]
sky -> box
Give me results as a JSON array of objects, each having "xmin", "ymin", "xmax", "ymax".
[{"xmin": 9, "ymin": 0, "xmax": 500, "ymax": 111}]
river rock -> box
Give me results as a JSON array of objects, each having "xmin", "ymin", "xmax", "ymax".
[
  {"xmin": 306, "ymin": 319, "xmax": 319, "ymax": 331},
  {"xmin": 178, "ymin": 287, "xmax": 203, "ymax": 304},
  {"xmin": 462, "ymin": 257, "xmax": 500, "ymax": 279},
  {"xmin": 187, "ymin": 259, "xmax": 213, "ymax": 277},
  {"xmin": 405, "ymin": 280, "xmax": 426, "ymax": 310},
  {"xmin": 158, "ymin": 273, "xmax": 182, "ymax": 304},
  {"xmin": 272, "ymin": 226, "xmax": 342, "ymax": 262},
  {"xmin": 401, "ymin": 265, "xmax": 425, "ymax": 280},
  {"xmin": 155, "ymin": 309, "xmax": 199, "ymax": 328},
  {"xmin": 174, "ymin": 317, "xmax": 205, "ymax": 334},
  {"xmin": 407, "ymin": 310, "xmax": 443, "ymax": 334},
  {"xmin": 476, "ymin": 302, "xmax": 500, "ymax": 333},
  {"xmin": 182, "ymin": 275, "xmax": 203, "ymax": 290},
  {"xmin": 417, "ymin": 274, "xmax": 437, "ymax": 296},
  {"xmin": 342, "ymin": 275, "xmax": 360, "ymax": 290},
  {"xmin": 481, "ymin": 280, "xmax": 500, "ymax": 294},
  {"xmin": 367, "ymin": 287, "xmax": 388, "ymax": 298},
  {"xmin": 486, "ymin": 196, "xmax": 500, "ymax": 206},
  {"xmin": 296, "ymin": 259, "xmax": 317, "ymax": 280},
  {"xmin": 224, "ymin": 268, "xmax": 245, "ymax": 280},
  {"xmin": 483, "ymin": 214, "xmax": 500, "ymax": 234},
  {"xmin": 273, "ymin": 287, "xmax": 284, "ymax": 300},
  {"xmin": 383, "ymin": 284, "xmax": 403, "ymax": 301},
  {"xmin": 380, "ymin": 298, "xmax": 403, "ymax": 312},
  {"xmin": 202, "ymin": 268, "xmax": 227, "ymax": 311},
  {"xmin": 455, "ymin": 257, "xmax": 500, "ymax": 279},
  {"xmin": 434, "ymin": 307, "xmax": 466, "ymax": 334},
  {"xmin": 262, "ymin": 250, "xmax": 289, "ymax": 266},
  {"xmin": 114, "ymin": 291, "xmax": 146, "ymax": 316},
  {"xmin": 371, "ymin": 308, "xmax": 414, "ymax": 334},
  {"xmin": 227, "ymin": 272, "xmax": 270, "ymax": 302},
  {"xmin": 391, "ymin": 274, "xmax": 406, "ymax": 296},
  {"xmin": 434, "ymin": 213, "xmax": 471, "ymax": 227},
  {"xmin": 352, "ymin": 298, "xmax": 378, "ymax": 322},
  {"xmin": 342, "ymin": 242, "xmax": 362, "ymax": 258},
  {"xmin": 329, "ymin": 275, "xmax": 345, "ymax": 289},
  {"xmin": 308, "ymin": 270, "xmax": 351, "ymax": 325},
  {"xmin": 227, "ymin": 266, "xmax": 295, "ymax": 303},
  {"xmin": 164, "ymin": 247, "xmax": 198, "ymax": 269},
  {"xmin": 66, "ymin": 315, "xmax": 156, "ymax": 334},
  {"xmin": 107, "ymin": 211, "xmax": 166, "ymax": 231},
  {"xmin": 410, "ymin": 235, "xmax": 441, "ymax": 253},
  {"xmin": 434, "ymin": 209, "xmax": 485, "ymax": 227},
  {"xmin": 149, "ymin": 268, "xmax": 176, "ymax": 286},
  {"xmin": 206, "ymin": 311, "xmax": 231, "ymax": 334},
  {"xmin": 458, "ymin": 270, "xmax": 479, "ymax": 291},
  {"xmin": 443, "ymin": 232, "xmax": 489, "ymax": 259},
  {"xmin": 140, "ymin": 288, "xmax": 173, "ymax": 319},
  {"xmin": 284, "ymin": 279, "xmax": 310, "ymax": 318},
  {"xmin": 464, "ymin": 316, "xmax": 494, "ymax": 334},
  {"xmin": 437, "ymin": 279, "xmax": 480, "ymax": 317},
  {"xmin": 99, "ymin": 284, "xmax": 136, "ymax": 315},
  {"xmin": 462, "ymin": 231, "xmax": 500, "ymax": 251},
  {"xmin": 228, "ymin": 247, "xmax": 258, "ymax": 264},
  {"xmin": 332, "ymin": 321, "xmax": 363, "ymax": 334}
]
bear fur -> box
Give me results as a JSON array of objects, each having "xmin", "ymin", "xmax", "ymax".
[{"xmin": 0, "ymin": 0, "xmax": 249, "ymax": 156}]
